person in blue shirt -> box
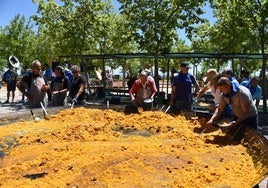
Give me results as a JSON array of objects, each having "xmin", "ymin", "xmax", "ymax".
[
  {"xmin": 169, "ymin": 62, "xmax": 200, "ymax": 114},
  {"xmin": 240, "ymin": 70, "xmax": 250, "ymax": 82},
  {"xmin": 2, "ymin": 64, "xmax": 18, "ymax": 104},
  {"xmin": 222, "ymin": 68, "xmax": 239, "ymax": 85},
  {"xmin": 43, "ymin": 63, "xmax": 53, "ymax": 103},
  {"xmin": 64, "ymin": 67, "xmax": 74, "ymax": 88},
  {"xmin": 240, "ymin": 76, "xmax": 262, "ymax": 108},
  {"xmin": 43, "ymin": 63, "xmax": 53, "ymax": 82}
]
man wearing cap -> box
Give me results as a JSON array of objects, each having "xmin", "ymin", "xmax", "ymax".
[
  {"xmin": 51, "ymin": 66, "xmax": 69, "ymax": 106},
  {"xmin": 170, "ymin": 62, "xmax": 200, "ymax": 113}
]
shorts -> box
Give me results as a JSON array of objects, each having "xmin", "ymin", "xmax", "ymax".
[{"xmin": 7, "ymin": 82, "xmax": 16, "ymax": 91}]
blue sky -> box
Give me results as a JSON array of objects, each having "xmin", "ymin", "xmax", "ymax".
[
  {"xmin": 0, "ymin": 0, "xmax": 37, "ymax": 27},
  {"xmin": 0, "ymin": 0, "xmax": 120, "ymax": 27},
  {"xmin": 0, "ymin": 0, "xmax": 215, "ymax": 44}
]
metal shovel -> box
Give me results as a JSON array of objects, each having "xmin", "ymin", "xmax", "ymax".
[
  {"xmin": 199, "ymin": 127, "xmax": 207, "ymax": 136},
  {"xmin": 71, "ymin": 101, "xmax": 75, "ymax": 109},
  {"xmin": 191, "ymin": 99, "xmax": 198, "ymax": 120},
  {"xmin": 40, "ymin": 102, "xmax": 49, "ymax": 120},
  {"xmin": 159, "ymin": 105, "xmax": 166, "ymax": 112},
  {"xmin": 164, "ymin": 105, "xmax": 171, "ymax": 113},
  {"xmin": 30, "ymin": 107, "xmax": 41, "ymax": 122}
]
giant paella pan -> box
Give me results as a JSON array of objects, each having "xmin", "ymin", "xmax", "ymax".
[{"xmin": 0, "ymin": 107, "xmax": 267, "ymax": 187}]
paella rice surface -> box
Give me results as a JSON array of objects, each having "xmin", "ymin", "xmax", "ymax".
[{"xmin": 0, "ymin": 108, "xmax": 261, "ymax": 187}]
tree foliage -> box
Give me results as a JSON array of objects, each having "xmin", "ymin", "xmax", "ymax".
[
  {"xmin": 208, "ymin": 0, "xmax": 268, "ymax": 74},
  {"xmin": 118, "ymin": 0, "xmax": 206, "ymax": 89},
  {"xmin": 32, "ymin": 0, "xmax": 142, "ymax": 75},
  {"xmin": 32, "ymin": 0, "xmax": 110, "ymax": 56},
  {"xmin": 0, "ymin": 15, "xmax": 36, "ymax": 69},
  {"xmin": 118, "ymin": 0, "xmax": 206, "ymax": 54},
  {"xmin": 208, "ymin": 0, "xmax": 268, "ymax": 112},
  {"xmin": 0, "ymin": 0, "xmax": 267, "ymax": 82}
]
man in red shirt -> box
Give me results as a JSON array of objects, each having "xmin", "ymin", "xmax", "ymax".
[{"xmin": 129, "ymin": 70, "xmax": 157, "ymax": 110}]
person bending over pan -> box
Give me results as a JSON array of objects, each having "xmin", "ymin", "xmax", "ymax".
[
  {"xmin": 129, "ymin": 70, "xmax": 157, "ymax": 111},
  {"xmin": 206, "ymin": 77, "xmax": 258, "ymax": 142}
]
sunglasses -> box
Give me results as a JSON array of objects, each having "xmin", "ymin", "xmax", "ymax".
[{"xmin": 72, "ymin": 71, "xmax": 78, "ymax": 73}]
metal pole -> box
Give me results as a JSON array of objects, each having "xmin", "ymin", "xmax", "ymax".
[
  {"xmin": 166, "ymin": 58, "xmax": 170, "ymax": 96},
  {"xmin": 100, "ymin": 38, "xmax": 106, "ymax": 90}
]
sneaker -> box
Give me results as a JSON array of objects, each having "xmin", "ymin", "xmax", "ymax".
[{"xmin": 3, "ymin": 100, "xmax": 9, "ymax": 104}]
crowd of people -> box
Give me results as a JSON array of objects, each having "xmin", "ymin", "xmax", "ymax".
[
  {"xmin": 0, "ymin": 59, "xmax": 264, "ymax": 143},
  {"xmin": 127, "ymin": 62, "xmax": 263, "ymax": 145},
  {"xmin": 1, "ymin": 59, "xmax": 86, "ymax": 109},
  {"xmin": 169, "ymin": 64, "xmax": 262, "ymax": 143}
]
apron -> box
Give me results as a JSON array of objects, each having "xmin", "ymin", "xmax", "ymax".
[
  {"xmin": 51, "ymin": 79, "xmax": 66, "ymax": 106},
  {"xmin": 29, "ymin": 76, "xmax": 46, "ymax": 108},
  {"xmin": 136, "ymin": 84, "xmax": 152, "ymax": 110}
]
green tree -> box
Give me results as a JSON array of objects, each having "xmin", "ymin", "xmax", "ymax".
[
  {"xmin": 209, "ymin": 0, "xmax": 268, "ymax": 112},
  {"xmin": 32, "ymin": 0, "xmax": 140, "ymax": 77},
  {"xmin": 118, "ymin": 0, "xmax": 206, "ymax": 90},
  {"xmin": 0, "ymin": 14, "xmax": 36, "ymax": 69}
]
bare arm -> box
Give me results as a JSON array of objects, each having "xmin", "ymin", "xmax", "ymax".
[
  {"xmin": 150, "ymin": 81, "xmax": 157, "ymax": 100},
  {"xmin": 17, "ymin": 80, "xmax": 27, "ymax": 94},
  {"xmin": 76, "ymin": 83, "xmax": 85, "ymax": 98},
  {"xmin": 151, "ymin": 91, "xmax": 156, "ymax": 99},
  {"xmin": 129, "ymin": 91, "xmax": 135, "ymax": 103},
  {"xmin": 169, "ymin": 85, "xmax": 176, "ymax": 105},
  {"xmin": 17, "ymin": 80, "xmax": 33, "ymax": 100},
  {"xmin": 196, "ymin": 85, "xmax": 209, "ymax": 100},
  {"xmin": 194, "ymin": 83, "xmax": 200, "ymax": 94},
  {"xmin": 206, "ymin": 99, "xmax": 226, "ymax": 126}
]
